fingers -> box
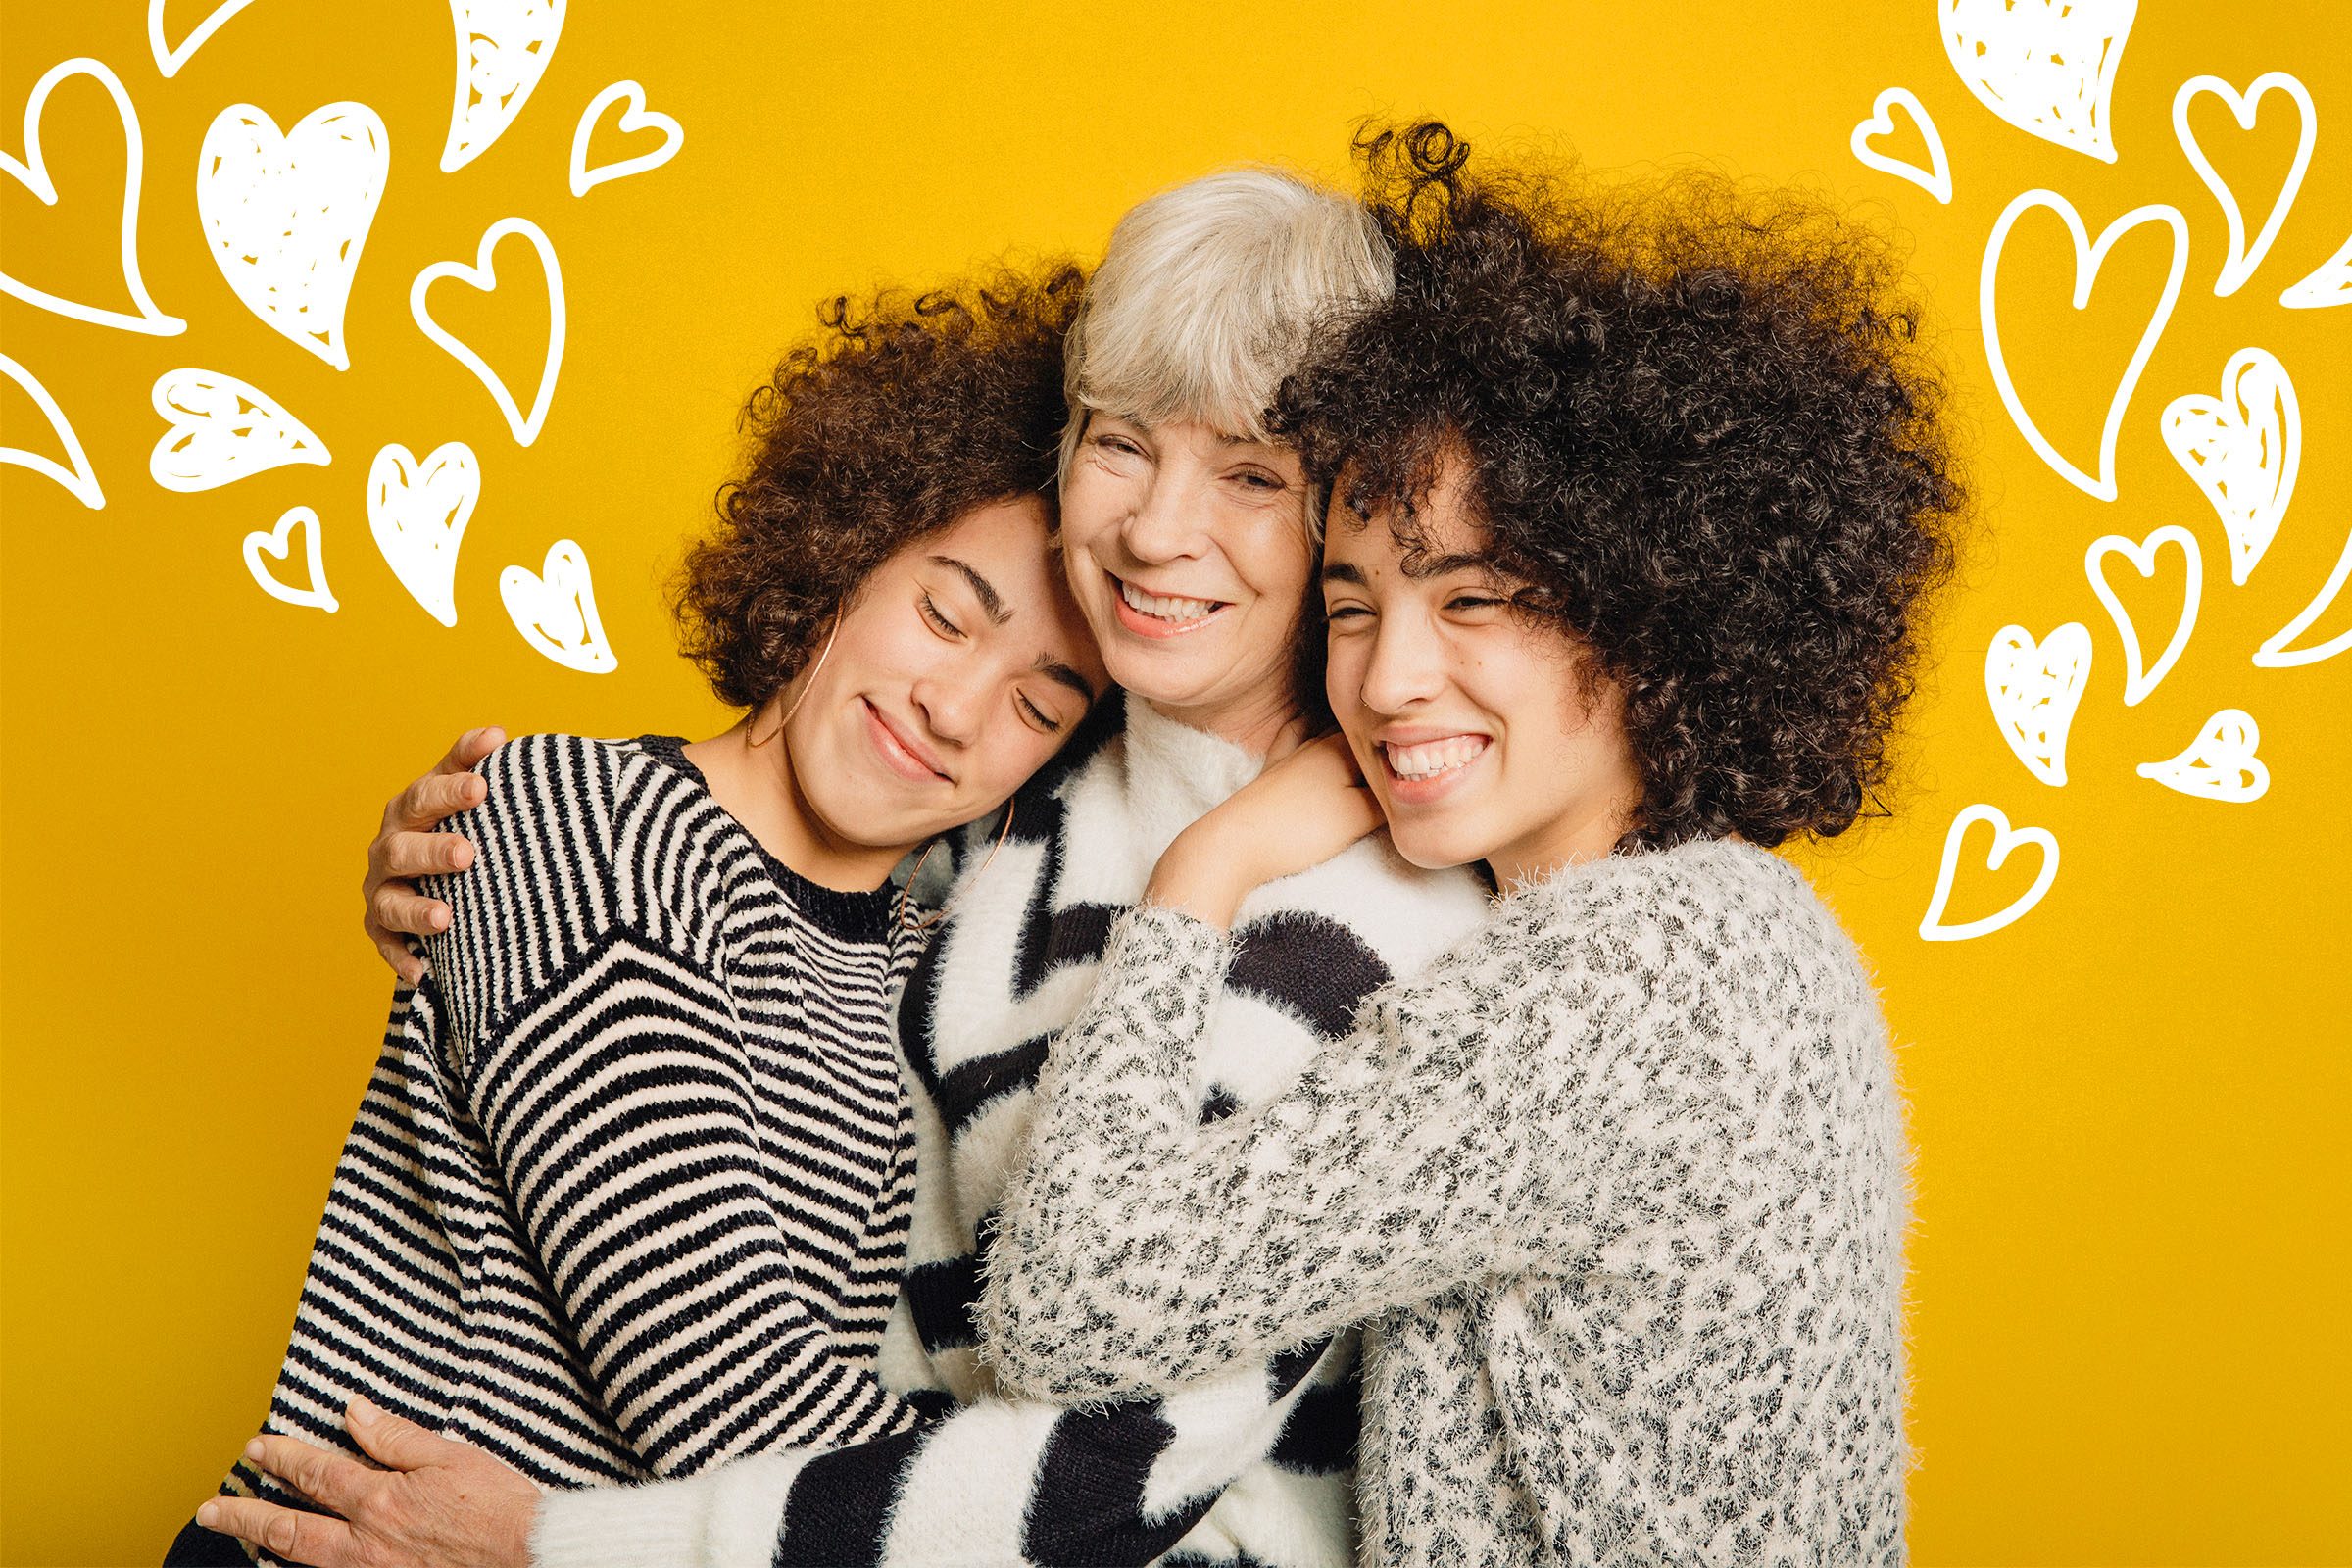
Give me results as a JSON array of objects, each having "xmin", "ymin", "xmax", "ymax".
[
  {"xmin": 379, "ymin": 827, "xmax": 477, "ymax": 880},
  {"xmin": 373, "ymin": 934, "xmax": 427, "ymax": 988},
  {"xmin": 386, "ymin": 770, "xmax": 491, "ymax": 837},
  {"xmin": 344, "ymin": 1394, "xmax": 466, "ymax": 1472},
  {"xmin": 243, "ymin": 1433, "xmax": 379, "ymax": 1515},
  {"xmin": 197, "ymin": 1495, "xmax": 357, "ymax": 1568},
  {"xmin": 437, "ymin": 725, "xmax": 506, "ymax": 777},
  {"xmin": 370, "ymin": 884, "xmax": 454, "ymax": 941}
]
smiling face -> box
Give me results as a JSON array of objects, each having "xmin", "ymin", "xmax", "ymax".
[
  {"xmin": 1056, "ymin": 413, "xmax": 1315, "ymax": 752},
  {"xmin": 1321, "ymin": 456, "xmax": 1644, "ymax": 886},
  {"xmin": 778, "ymin": 493, "xmax": 1106, "ymax": 859}
]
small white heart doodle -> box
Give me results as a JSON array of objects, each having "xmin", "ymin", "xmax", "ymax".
[
  {"xmin": 1919, "ymin": 803, "xmax": 2061, "ymax": 943},
  {"xmin": 2160, "ymin": 348, "xmax": 2298, "ymax": 586},
  {"xmin": 1, "ymin": 353, "xmax": 105, "ymax": 510},
  {"xmin": 243, "ymin": 505, "xmax": 338, "ymax": 612},
  {"xmin": 368, "ymin": 442, "xmax": 479, "ymax": 627},
  {"xmin": 570, "ymin": 80, "xmax": 684, "ymax": 198},
  {"xmin": 2137, "ymin": 710, "xmax": 2269, "ymax": 803},
  {"xmin": 1981, "ymin": 191, "xmax": 2188, "ymax": 503},
  {"xmin": 441, "ymin": 0, "xmax": 565, "ymax": 173},
  {"xmin": 410, "ymin": 217, "xmax": 567, "ymax": 447},
  {"xmin": 2172, "ymin": 73, "xmax": 2316, "ymax": 298},
  {"xmin": 1940, "ymin": 0, "xmax": 2135, "ymax": 163},
  {"xmin": 197, "ymin": 101, "xmax": 389, "ymax": 371},
  {"xmin": 501, "ymin": 539, "xmax": 618, "ymax": 672},
  {"xmin": 2279, "ymin": 235, "xmax": 2351, "ymax": 310},
  {"xmin": 1984, "ymin": 622, "xmax": 2091, "ymax": 786},
  {"xmin": 1849, "ymin": 86, "xmax": 1951, "ymax": 204},
  {"xmin": 148, "ymin": 368, "xmax": 330, "ymax": 492},
  {"xmin": 1, "ymin": 57, "xmax": 186, "ymax": 336},
  {"xmin": 2085, "ymin": 525, "xmax": 2201, "ymax": 707},
  {"xmin": 147, "ymin": 0, "xmax": 259, "ymax": 78}
]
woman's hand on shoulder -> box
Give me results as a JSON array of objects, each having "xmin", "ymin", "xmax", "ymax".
[
  {"xmin": 1146, "ymin": 734, "xmax": 1383, "ymax": 930},
  {"xmin": 364, "ymin": 728, "xmax": 503, "ymax": 984}
]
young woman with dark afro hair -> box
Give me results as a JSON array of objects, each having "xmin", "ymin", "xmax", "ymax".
[{"xmin": 982, "ymin": 123, "xmax": 1961, "ymax": 1564}]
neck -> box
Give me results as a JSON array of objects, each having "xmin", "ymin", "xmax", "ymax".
[
  {"xmin": 1142, "ymin": 684, "xmax": 1299, "ymax": 759},
  {"xmin": 1485, "ymin": 792, "xmax": 1642, "ymax": 891},
  {"xmin": 685, "ymin": 721, "xmax": 912, "ymax": 892}
]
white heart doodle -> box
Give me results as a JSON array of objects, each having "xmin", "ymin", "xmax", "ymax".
[
  {"xmin": 2084, "ymin": 525, "xmax": 2201, "ymax": 707},
  {"xmin": 1981, "ymin": 190, "xmax": 2188, "ymax": 503},
  {"xmin": 2136, "ymin": 709, "xmax": 2269, "ymax": 803},
  {"xmin": 148, "ymin": 368, "xmax": 330, "ymax": 492},
  {"xmin": 2172, "ymin": 73, "xmax": 2316, "ymax": 299},
  {"xmin": 410, "ymin": 217, "xmax": 566, "ymax": 447},
  {"xmin": 1984, "ymin": 622, "xmax": 2091, "ymax": 786},
  {"xmin": 147, "ymin": 0, "xmax": 259, "ymax": 78},
  {"xmin": 501, "ymin": 539, "xmax": 617, "ymax": 672},
  {"xmin": 2279, "ymin": 234, "xmax": 2351, "ymax": 310},
  {"xmin": 1940, "ymin": 0, "xmax": 2135, "ymax": 163},
  {"xmin": 1849, "ymin": 86, "xmax": 1952, "ymax": 205},
  {"xmin": 243, "ymin": 505, "xmax": 338, "ymax": 612},
  {"xmin": 197, "ymin": 101, "xmax": 389, "ymax": 372},
  {"xmin": 569, "ymin": 79, "xmax": 684, "ymax": 198},
  {"xmin": 1919, "ymin": 803, "xmax": 2061, "ymax": 943},
  {"xmin": 441, "ymin": 0, "xmax": 565, "ymax": 173},
  {"xmin": 1, "ymin": 57, "xmax": 186, "ymax": 336},
  {"xmin": 1, "ymin": 353, "xmax": 105, "ymax": 511},
  {"xmin": 2255, "ymin": 514, "xmax": 2352, "ymax": 668},
  {"xmin": 2160, "ymin": 348, "xmax": 2298, "ymax": 585},
  {"xmin": 368, "ymin": 442, "xmax": 479, "ymax": 627}
]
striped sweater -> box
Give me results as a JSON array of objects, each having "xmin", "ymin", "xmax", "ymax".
[
  {"xmin": 220, "ymin": 733, "xmax": 932, "ymax": 1551},
  {"xmin": 531, "ymin": 695, "xmax": 1495, "ymax": 1568}
]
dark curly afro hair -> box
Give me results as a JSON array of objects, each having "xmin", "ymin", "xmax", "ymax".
[
  {"xmin": 1274, "ymin": 122, "xmax": 1965, "ymax": 851},
  {"xmin": 675, "ymin": 262, "xmax": 1086, "ymax": 711}
]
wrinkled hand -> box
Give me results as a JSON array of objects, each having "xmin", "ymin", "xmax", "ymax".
[
  {"xmin": 197, "ymin": 1396, "xmax": 537, "ymax": 1568},
  {"xmin": 364, "ymin": 728, "xmax": 502, "ymax": 983},
  {"xmin": 1147, "ymin": 734, "xmax": 1383, "ymax": 929}
]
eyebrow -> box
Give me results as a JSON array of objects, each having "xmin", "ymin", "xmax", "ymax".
[
  {"xmin": 1035, "ymin": 655, "xmax": 1097, "ymax": 703},
  {"xmin": 1320, "ymin": 552, "xmax": 1493, "ymax": 586},
  {"xmin": 930, "ymin": 556, "xmax": 1009, "ymax": 624}
]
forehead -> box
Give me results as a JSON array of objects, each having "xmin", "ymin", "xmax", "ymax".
[
  {"xmin": 1322, "ymin": 471, "xmax": 1490, "ymax": 578},
  {"xmin": 928, "ymin": 493, "xmax": 1054, "ymax": 573}
]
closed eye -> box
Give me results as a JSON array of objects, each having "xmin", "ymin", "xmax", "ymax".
[
  {"xmin": 1016, "ymin": 692, "xmax": 1063, "ymax": 733},
  {"xmin": 919, "ymin": 593, "xmax": 962, "ymax": 638}
]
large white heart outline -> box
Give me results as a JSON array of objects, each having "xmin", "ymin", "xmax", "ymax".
[
  {"xmin": 2255, "ymin": 516, "xmax": 2352, "ymax": 668},
  {"xmin": 1919, "ymin": 803, "xmax": 2061, "ymax": 943},
  {"xmin": 2172, "ymin": 72, "xmax": 2316, "ymax": 299},
  {"xmin": 368, "ymin": 441, "xmax": 480, "ymax": 627},
  {"xmin": 569, "ymin": 80, "xmax": 684, "ymax": 199},
  {"xmin": 0, "ymin": 57, "xmax": 186, "ymax": 336},
  {"xmin": 1, "ymin": 353, "xmax": 105, "ymax": 511},
  {"xmin": 2084, "ymin": 524, "xmax": 2201, "ymax": 707},
  {"xmin": 1940, "ymin": 0, "xmax": 2136, "ymax": 164},
  {"xmin": 2136, "ymin": 709, "xmax": 2269, "ymax": 803},
  {"xmin": 147, "ymin": 367, "xmax": 331, "ymax": 493},
  {"xmin": 147, "ymin": 0, "xmax": 259, "ymax": 78},
  {"xmin": 243, "ymin": 504, "xmax": 339, "ymax": 613},
  {"xmin": 1981, "ymin": 190, "xmax": 2188, "ymax": 503},
  {"xmin": 441, "ymin": 0, "xmax": 566, "ymax": 173},
  {"xmin": 2279, "ymin": 234, "xmax": 2350, "ymax": 309},
  {"xmin": 501, "ymin": 538, "xmax": 618, "ymax": 672},
  {"xmin": 409, "ymin": 217, "xmax": 566, "ymax": 447},
  {"xmin": 2159, "ymin": 347, "xmax": 2298, "ymax": 586},
  {"xmin": 1984, "ymin": 621, "xmax": 2090, "ymax": 786},
  {"xmin": 1849, "ymin": 86, "xmax": 1951, "ymax": 205}
]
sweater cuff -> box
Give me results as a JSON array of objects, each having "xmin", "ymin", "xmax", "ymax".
[{"xmin": 531, "ymin": 1451, "xmax": 813, "ymax": 1568}]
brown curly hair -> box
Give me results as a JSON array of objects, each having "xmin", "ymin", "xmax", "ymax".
[
  {"xmin": 675, "ymin": 263, "xmax": 1087, "ymax": 710},
  {"xmin": 1274, "ymin": 122, "xmax": 1965, "ymax": 850}
]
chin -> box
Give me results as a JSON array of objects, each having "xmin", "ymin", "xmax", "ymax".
[{"xmin": 1383, "ymin": 822, "xmax": 1483, "ymax": 873}]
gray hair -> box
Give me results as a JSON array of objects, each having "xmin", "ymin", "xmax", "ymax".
[{"xmin": 1057, "ymin": 166, "xmax": 1393, "ymax": 484}]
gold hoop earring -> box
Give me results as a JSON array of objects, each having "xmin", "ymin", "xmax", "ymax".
[
  {"xmin": 896, "ymin": 797, "xmax": 1016, "ymax": 935},
  {"xmin": 749, "ymin": 610, "xmax": 843, "ymax": 748}
]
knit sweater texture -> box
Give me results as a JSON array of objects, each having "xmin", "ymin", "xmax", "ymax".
[
  {"xmin": 531, "ymin": 695, "xmax": 1494, "ymax": 1568},
  {"xmin": 983, "ymin": 840, "xmax": 1913, "ymax": 1565}
]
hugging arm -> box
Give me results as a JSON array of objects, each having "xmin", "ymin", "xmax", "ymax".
[{"xmin": 362, "ymin": 727, "xmax": 502, "ymax": 983}]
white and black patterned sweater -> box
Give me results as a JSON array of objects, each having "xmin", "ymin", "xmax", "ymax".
[
  {"xmin": 531, "ymin": 695, "xmax": 1494, "ymax": 1568},
  {"xmin": 986, "ymin": 843, "xmax": 1913, "ymax": 1565},
  {"xmin": 217, "ymin": 734, "xmax": 934, "ymax": 1554}
]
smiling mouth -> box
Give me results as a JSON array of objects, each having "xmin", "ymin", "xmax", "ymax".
[
  {"xmin": 863, "ymin": 699, "xmax": 950, "ymax": 784},
  {"xmin": 1381, "ymin": 735, "xmax": 1491, "ymax": 782},
  {"xmin": 1113, "ymin": 573, "xmax": 1227, "ymax": 630}
]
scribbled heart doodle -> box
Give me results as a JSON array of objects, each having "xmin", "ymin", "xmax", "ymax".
[
  {"xmin": 2, "ymin": 57, "xmax": 185, "ymax": 335},
  {"xmin": 148, "ymin": 368, "xmax": 330, "ymax": 492},
  {"xmin": 410, "ymin": 217, "xmax": 566, "ymax": 446},
  {"xmin": 197, "ymin": 101, "xmax": 389, "ymax": 371},
  {"xmin": 147, "ymin": 0, "xmax": 259, "ymax": 78},
  {"xmin": 441, "ymin": 0, "xmax": 565, "ymax": 172},
  {"xmin": 2137, "ymin": 710, "xmax": 2269, "ymax": 803},
  {"xmin": 569, "ymin": 79, "xmax": 684, "ymax": 198},
  {"xmin": 1984, "ymin": 622, "xmax": 2091, "ymax": 786},
  {"xmin": 2279, "ymin": 235, "xmax": 2351, "ymax": 310},
  {"xmin": 1940, "ymin": 0, "xmax": 2134, "ymax": 162},
  {"xmin": 2085, "ymin": 525, "xmax": 2201, "ymax": 707},
  {"xmin": 2172, "ymin": 73, "xmax": 2315, "ymax": 298},
  {"xmin": 1919, "ymin": 803, "xmax": 2061, "ymax": 943},
  {"xmin": 1981, "ymin": 190, "xmax": 2188, "ymax": 502},
  {"xmin": 2160, "ymin": 348, "xmax": 2298, "ymax": 585},
  {"xmin": 243, "ymin": 505, "xmax": 338, "ymax": 613},
  {"xmin": 1849, "ymin": 86, "xmax": 1952, "ymax": 204},
  {"xmin": 368, "ymin": 442, "xmax": 478, "ymax": 627},
  {"xmin": 1, "ymin": 353, "xmax": 105, "ymax": 511},
  {"xmin": 501, "ymin": 539, "xmax": 617, "ymax": 672}
]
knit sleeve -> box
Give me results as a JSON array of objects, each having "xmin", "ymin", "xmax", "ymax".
[{"xmin": 980, "ymin": 903, "xmax": 1592, "ymax": 1401}]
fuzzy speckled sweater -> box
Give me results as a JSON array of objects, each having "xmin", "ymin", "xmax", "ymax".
[{"xmin": 982, "ymin": 838, "xmax": 1912, "ymax": 1566}]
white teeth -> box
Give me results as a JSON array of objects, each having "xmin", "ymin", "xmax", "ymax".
[
  {"xmin": 1118, "ymin": 578, "xmax": 1219, "ymax": 623},
  {"xmin": 1383, "ymin": 736, "xmax": 1488, "ymax": 781}
]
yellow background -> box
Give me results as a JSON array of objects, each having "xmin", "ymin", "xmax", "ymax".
[{"xmin": 3, "ymin": 2, "xmax": 2347, "ymax": 1562}]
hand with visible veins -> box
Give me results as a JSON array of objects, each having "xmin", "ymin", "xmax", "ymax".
[
  {"xmin": 197, "ymin": 1397, "xmax": 538, "ymax": 1568},
  {"xmin": 364, "ymin": 728, "xmax": 503, "ymax": 984}
]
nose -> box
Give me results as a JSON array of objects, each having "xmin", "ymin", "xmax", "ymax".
[
  {"xmin": 908, "ymin": 670, "xmax": 983, "ymax": 751},
  {"xmin": 1355, "ymin": 612, "xmax": 1448, "ymax": 715},
  {"xmin": 1120, "ymin": 465, "xmax": 1206, "ymax": 565}
]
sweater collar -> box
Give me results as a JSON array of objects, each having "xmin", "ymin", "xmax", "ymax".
[{"xmin": 1119, "ymin": 693, "xmax": 1269, "ymax": 825}]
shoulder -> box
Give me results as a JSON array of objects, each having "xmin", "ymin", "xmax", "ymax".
[{"xmin": 1240, "ymin": 834, "xmax": 1491, "ymax": 974}]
